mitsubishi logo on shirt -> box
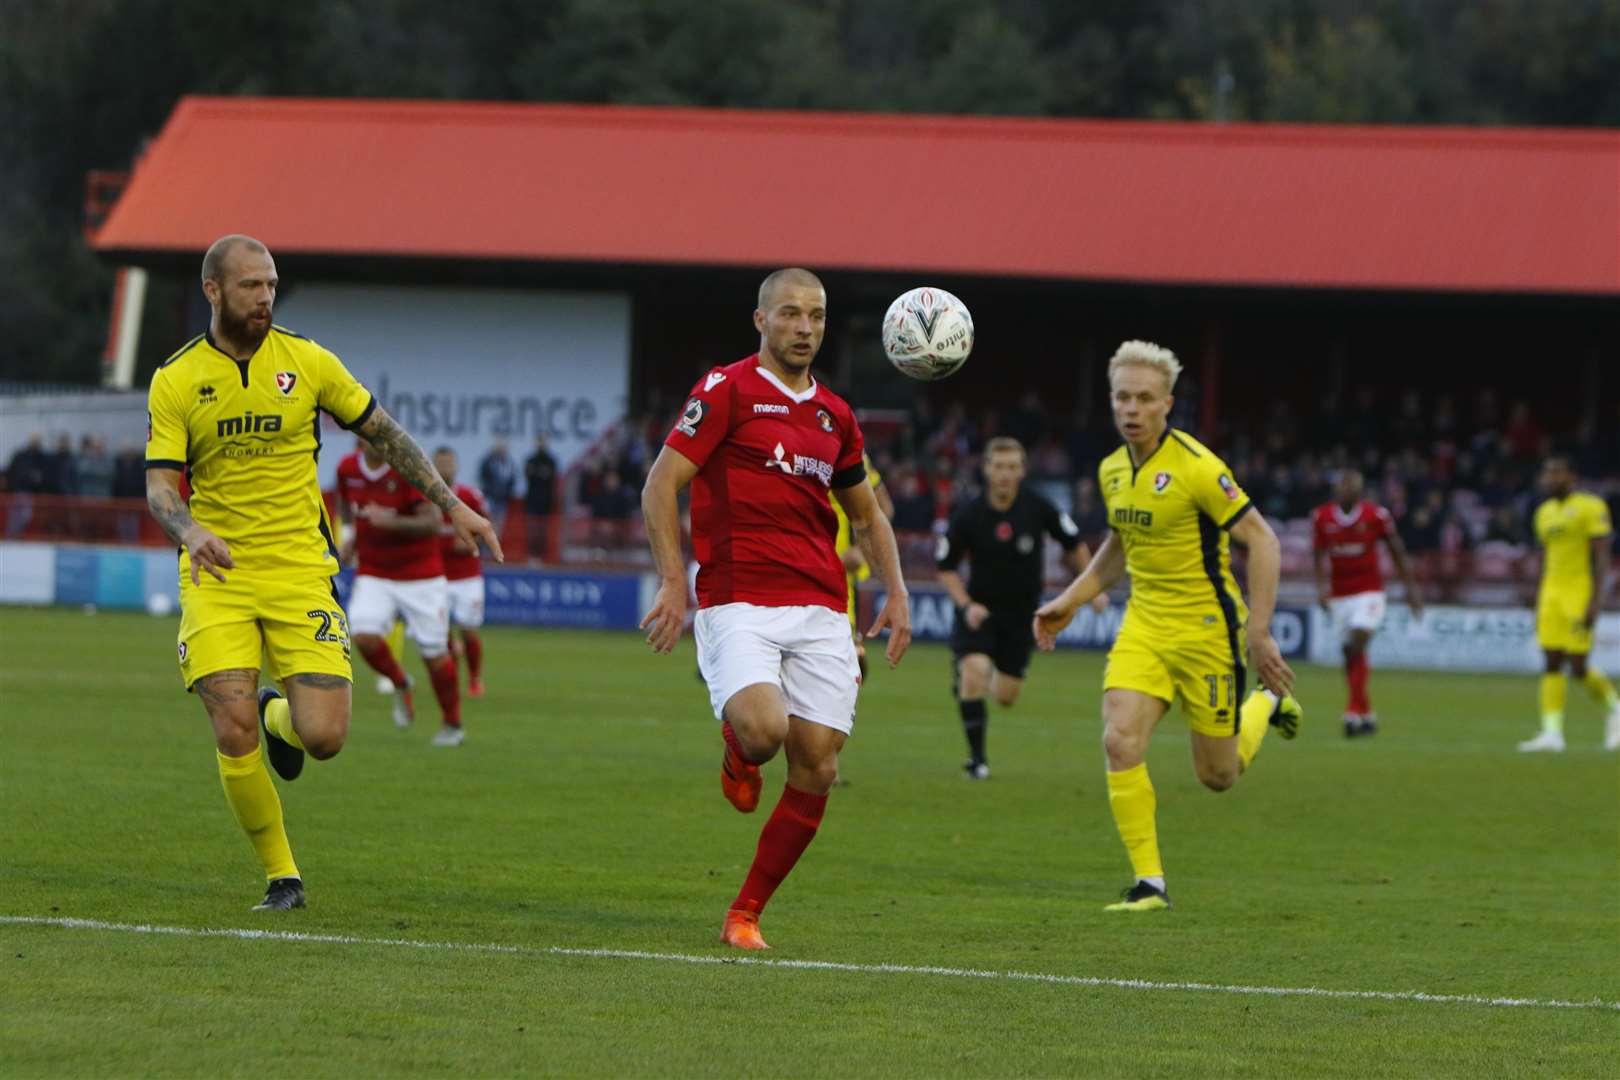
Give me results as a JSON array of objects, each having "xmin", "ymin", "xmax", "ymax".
[
  {"xmin": 766, "ymin": 443, "xmax": 795, "ymax": 474},
  {"xmin": 765, "ymin": 442, "xmax": 834, "ymax": 486}
]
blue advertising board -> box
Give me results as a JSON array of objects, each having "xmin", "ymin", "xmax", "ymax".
[{"xmin": 334, "ymin": 566, "xmax": 642, "ymax": 630}]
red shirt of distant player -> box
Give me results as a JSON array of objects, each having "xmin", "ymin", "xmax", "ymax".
[
  {"xmin": 336, "ymin": 450, "xmax": 445, "ymax": 580},
  {"xmin": 1313, "ymin": 500, "xmax": 1394, "ymax": 597},
  {"xmin": 666, "ymin": 354, "xmax": 865, "ymax": 612},
  {"xmin": 439, "ymin": 483, "xmax": 489, "ymax": 581}
]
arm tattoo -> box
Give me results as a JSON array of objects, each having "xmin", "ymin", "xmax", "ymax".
[
  {"xmin": 359, "ymin": 408, "xmax": 461, "ymax": 513},
  {"xmin": 148, "ymin": 483, "xmax": 196, "ymax": 545},
  {"xmin": 289, "ymin": 672, "xmax": 351, "ymax": 689}
]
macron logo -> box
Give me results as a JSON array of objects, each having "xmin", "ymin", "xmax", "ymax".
[
  {"xmin": 753, "ymin": 403, "xmax": 789, "ymax": 414},
  {"xmin": 704, "ymin": 372, "xmax": 726, "ymax": 392}
]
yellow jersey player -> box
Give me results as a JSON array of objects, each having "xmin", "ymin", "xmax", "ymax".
[
  {"xmin": 1517, "ymin": 453, "xmax": 1619, "ymax": 752},
  {"xmin": 145, "ymin": 235, "xmax": 501, "ymax": 912},
  {"xmin": 831, "ymin": 452, "xmax": 893, "ymax": 679},
  {"xmin": 1033, "ymin": 341, "xmax": 1302, "ymax": 912}
]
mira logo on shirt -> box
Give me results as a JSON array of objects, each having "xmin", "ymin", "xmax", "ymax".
[{"xmin": 216, "ymin": 412, "xmax": 284, "ymax": 437}]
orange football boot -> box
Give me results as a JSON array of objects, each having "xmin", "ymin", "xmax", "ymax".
[
  {"xmin": 467, "ymin": 677, "xmax": 485, "ymax": 698},
  {"xmin": 720, "ymin": 746, "xmax": 762, "ymax": 813},
  {"xmin": 720, "ymin": 906, "xmax": 770, "ymax": 950}
]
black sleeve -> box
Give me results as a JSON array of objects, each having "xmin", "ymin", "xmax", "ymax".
[
  {"xmin": 936, "ymin": 509, "xmax": 971, "ymax": 572},
  {"xmin": 1043, "ymin": 495, "xmax": 1083, "ymax": 551}
]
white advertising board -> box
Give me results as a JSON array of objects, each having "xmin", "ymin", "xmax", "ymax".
[
  {"xmin": 274, "ymin": 285, "xmax": 630, "ymax": 490},
  {"xmin": 1308, "ymin": 603, "xmax": 1620, "ymax": 674}
]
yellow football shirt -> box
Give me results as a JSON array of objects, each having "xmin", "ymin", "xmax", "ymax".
[
  {"xmin": 832, "ymin": 454, "xmax": 882, "ymax": 621},
  {"xmin": 1098, "ymin": 428, "xmax": 1251, "ymax": 626},
  {"xmin": 146, "ymin": 326, "xmax": 375, "ymax": 578},
  {"xmin": 1534, "ymin": 492, "xmax": 1612, "ymax": 592}
]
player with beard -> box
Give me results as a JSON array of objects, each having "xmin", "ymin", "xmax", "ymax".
[
  {"xmin": 145, "ymin": 235, "xmax": 500, "ymax": 911},
  {"xmin": 937, "ymin": 436, "xmax": 1096, "ymax": 778},
  {"xmin": 640, "ymin": 267, "xmax": 911, "ymax": 950}
]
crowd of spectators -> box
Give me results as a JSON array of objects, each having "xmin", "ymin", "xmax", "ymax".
[{"xmin": 9, "ymin": 384, "xmax": 1618, "ymax": 577}]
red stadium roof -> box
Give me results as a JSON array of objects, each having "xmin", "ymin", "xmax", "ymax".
[{"xmin": 93, "ymin": 96, "xmax": 1620, "ymax": 295}]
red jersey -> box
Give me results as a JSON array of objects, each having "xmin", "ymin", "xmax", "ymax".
[
  {"xmin": 1313, "ymin": 500, "xmax": 1394, "ymax": 597},
  {"xmin": 336, "ymin": 450, "xmax": 444, "ymax": 580},
  {"xmin": 665, "ymin": 354, "xmax": 865, "ymax": 611},
  {"xmin": 439, "ymin": 483, "xmax": 489, "ymax": 581}
]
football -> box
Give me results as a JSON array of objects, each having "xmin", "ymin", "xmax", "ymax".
[{"xmin": 881, "ymin": 287, "xmax": 974, "ymax": 381}]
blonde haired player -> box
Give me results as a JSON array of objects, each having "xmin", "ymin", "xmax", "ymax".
[
  {"xmin": 1517, "ymin": 453, "xmax": 1620, "ymax": 752},
  {"xmin": 1034, "ymin": 340, "xmax": 1302, "ymax": 912}
]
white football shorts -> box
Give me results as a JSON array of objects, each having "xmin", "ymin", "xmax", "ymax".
[
  {"xmin": 446, "ymin": 576, "xmax": 485, "ymax": 629},
  {"xmin": 694, "ymin": 602, "xmax": 861, "ymax": 735},
  {"xmin": 347, "ymin": 574, "xmax": 451, "ymax": 656},
  {"xmin": 1329, "ymin": 590, "xmax": 1387, "ymax": 640}
]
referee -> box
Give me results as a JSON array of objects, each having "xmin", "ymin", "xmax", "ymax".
[{"xmin": 937, "ymin": 437, "xmax": 1093, "ymax": 777}]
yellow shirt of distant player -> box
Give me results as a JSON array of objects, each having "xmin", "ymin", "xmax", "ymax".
[
  {"xmin": 832, "ymin": 454, "xmax": 882, "ymax": 624},
  {"xmin": 146, "ymin": 326, "xmax": 375, "ymax": 578},
  {"xmin": 1534, "ymin": 492, "xmax": 1612, "ymax": 594},
  {"xmin": 1098, "ymin": 429, "xmax": 1252, "ymax": 626}
]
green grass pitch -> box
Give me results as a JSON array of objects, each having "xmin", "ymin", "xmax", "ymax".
[{"xmin": 2, "ymin": 606, "xmax": 1616, "ymax": 1077}]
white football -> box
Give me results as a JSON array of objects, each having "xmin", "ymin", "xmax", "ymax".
[{"xmin": 882, "ymin": 287, "xmax": 973, "ymax": 381}]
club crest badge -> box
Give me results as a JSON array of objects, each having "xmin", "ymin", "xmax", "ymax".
[
  {"xmin": 816, "ymin": 408, "xmax": 834, "ymax": 433},
  {"xmin": 1217, "ymin": 474, "xmax": 1240, "ymax": 501},
  {"xmin": 1154, "ymin": 471, "xmax": 1172, "ymax": 493},
  {"xmin": 275, "ymin": 371, "xmax": 298, "ymax": 395},
  {"xmin": 676, "ymin": 398, "xmax": 706, "ymax": 437}
]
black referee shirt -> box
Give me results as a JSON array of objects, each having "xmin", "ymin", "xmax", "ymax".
[{"xmin": 936, "ymin": 488, "xmax": 1082, "ymax": 612}]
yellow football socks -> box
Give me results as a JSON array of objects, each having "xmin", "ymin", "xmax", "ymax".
[
  {"xmin": 216, "ymin": 747, "xmax": 300, "ymax": 882},
  {"xmin": 1582, "ymin": 669, "xmax": 1618, "ymax": 709},
  {"xmin": 386, "ymin": 619, "xmax": 407, "ymax": 661},
  {"xmin": 1539, "ymin": 673, "xmax": 1567, "ymax": 734},
  {"xmin": 1237, "ymin": 690, "xmax": 1277, "ymax": 768},
  {"xmin": 1106, "ymin": 764, "xmax": 1162, "ymax": 880},
  {"xmin": 261, "ymin": 694, "xmax": 305, "ymax": 750}
]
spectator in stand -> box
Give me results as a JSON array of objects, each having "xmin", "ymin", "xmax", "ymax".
[
  {"xmin": 523, "ymin": 434, "xmax": 558, "ymax": 561},
  {"xmin": 1483, "ymin": 504, "xmax": 1528, "ymax": 546},
  {"xmin": 113, "ymin": 445, "xmax": 146, "ymax": 498},
  {"xmin": 1004, "ymin": 389, "xmax": 1048, "ymax": 449},
  {"xmin": 1344, "ymin": 386, "xmax": 1383, "ymax": 454},
  {"xmin": 477, "ymin": 439, "xmax": 517, "ymax": 533},
  {"xmin": 1503, "ymin": 401, "xmax": 1543, "ymax": 462},
  {"xmin": 589, "ymin": 468, "xmax": 637, "ymax": 548},
  {"xmin": 1388, "ymin": 388, "xmax": 1425, "ymax": 451},
  {"xmin": 1401, "ymin": 490, "xmax": 1447, "ymax": 560},
  {"xmin": 1069, "ymin": 474, "xmax": 1108, "ymax": 548},
  {"xmin": 77, "ymin": 436, "xmax": 114, "ymax": 498},
  {"xmin": 42, "ymin": 434, "xmax": 77, "ymax": 495},
  {"xmin": 6, "ymin": 435, "xmax": 48, "ymax": 494},
  {"xmin": 889, "ymin": 464, "xmax": 935, "ymax": 533}
]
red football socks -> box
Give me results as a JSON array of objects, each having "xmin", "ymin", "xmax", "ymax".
[
  {"xmin": 357, "ymin": 638, "xmax": 410, "ymax": 689},
  {"xmin": 1346, "ymin": 651, "xmax": 1371, "ymax": 714},
  {"xmin": 461, "ymin": 631, "xmax": 483, "ymax": 681},
  {"xmin": 426, "ymin": 654, "xmax": 462, "ymax": 727},
  {"xmin": 731, "ymin": 784, "xmax": 828, "ymax": 914}
]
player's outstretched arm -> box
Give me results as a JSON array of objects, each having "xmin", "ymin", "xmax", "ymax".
[
  {"xmin": 146, "ymin": 466, "xmax": 233, "ymax": 585},
  {"xmin": 357, "ymin": 407, "xmax": 502, "ymax": 563},
  {"xmin": 1033, "ymin": 532, "xmax": 1123, "ymax": 649},
  {"xmin": 836, "ymin": 479, "xmax": 911, "ymax": 666},
  {"xmin": 1229, "ymin": 510, "xmax": 1294, "ymax": 698},
  {"xmin": 639, "ymin": 447, "xmax": 699, "ymax": 654}
]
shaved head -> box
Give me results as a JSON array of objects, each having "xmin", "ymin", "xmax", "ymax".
[
  {"xmin": 757, "ymin": 267, "xmax": 824, "ymax": 310},
  {"xmin": 202, "ymin": 234, "xmax": 269, "ymax": 284}
]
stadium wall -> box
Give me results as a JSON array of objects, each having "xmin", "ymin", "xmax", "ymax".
[{"xmin": 4, "ymin": 542, "xmax": 1615, "ymax": 673}]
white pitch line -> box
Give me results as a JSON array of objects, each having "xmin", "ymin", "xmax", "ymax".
[{"xmin": 4, "ymin": 915, "xmax": 1616, "ymax": 1014}]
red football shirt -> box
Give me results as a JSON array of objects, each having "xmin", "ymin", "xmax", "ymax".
[
  {"xmin": 1312, "ymin": 500, "xmax": 1393, "ymax": 597},
  {"xmin": 336, "ymin": 450, "xmax": 445, "ymax": 580},
  {"xmin": 665, "ymin": 354, "xmax": 866, "ymax": 611},
  {"xmin": 439, "ymin": 483, "xmax": 489, "ymax": 581}
]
